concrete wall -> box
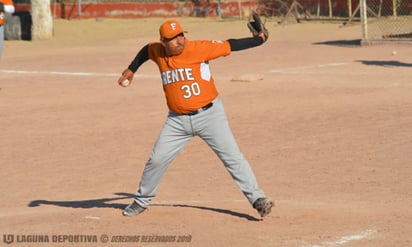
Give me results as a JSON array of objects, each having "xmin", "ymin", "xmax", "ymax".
[{"xmin": 14, "ymin": 0, "xmax": 359, "ymax": 20}]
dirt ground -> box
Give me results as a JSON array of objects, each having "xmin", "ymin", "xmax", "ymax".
[{"xmin": 1, "ymin": 17, "xmax": 412, "ymax": 247}]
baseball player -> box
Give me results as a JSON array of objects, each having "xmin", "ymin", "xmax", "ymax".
[
  {"xmin": 118, "ymin": 16, "xmax": 274, "ymax": 219},
  {"xmin": 0, "ymin": 0, "xmax": 14, "ymax": 59}
]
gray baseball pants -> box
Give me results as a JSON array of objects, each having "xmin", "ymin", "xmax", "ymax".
[
  {"xmin": 0, "ymin": 26, "xmax": 4, "ymax": 59},
  {"xmin": 133, "ymin": 96, "xmax": 266, "ymax": 207}
]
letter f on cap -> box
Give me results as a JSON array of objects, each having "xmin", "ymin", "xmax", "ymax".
[{"xmin": 159, "ymin": 20, "xmax": 187, "ymax": 39}]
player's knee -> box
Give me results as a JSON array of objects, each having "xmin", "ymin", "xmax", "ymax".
[
  {"xmin": 147, "ymin": 154, "xmax": 171, "ymax": 168},
  {"xmin": 220, "ymin": 152, "xmax": 245, "ymax": 167}
]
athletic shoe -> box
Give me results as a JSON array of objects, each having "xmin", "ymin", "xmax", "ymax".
[
  {"xmin": 122, "ymin": 200, "xmax": 147, "ymax": 216},
  {"xmin": 253, "ymin": 197, "xmax": 274, "ymax": 218}
]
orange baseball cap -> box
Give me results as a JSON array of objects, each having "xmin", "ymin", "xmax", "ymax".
[{"xmin": 159, "ymin": 20, "xmax": 187, "ymax": 40}]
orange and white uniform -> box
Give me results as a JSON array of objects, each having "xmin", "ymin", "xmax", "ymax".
[
  {"xmin": 148, "ymin": 39, "xmax": 230, "ymax": 114},
  {"xmin": 1, "ymin": 0, "xmax": 15, "ymax": 59},
  {"xmin": 0, "ymin": 0, "xmax": 15, "ymax": 25},
  {"xmin": 121, "ymin": 20, "xmax": 269, "ymax": 214}
]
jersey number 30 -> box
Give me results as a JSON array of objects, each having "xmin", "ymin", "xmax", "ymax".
[{"xmin": 181, "ymin": 82, "xmax": 201, "ymax": 98}]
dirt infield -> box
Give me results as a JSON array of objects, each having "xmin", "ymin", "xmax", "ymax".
[{"xmin": 1, "ymin": 18, "xmax": 412, "ymax": 247}]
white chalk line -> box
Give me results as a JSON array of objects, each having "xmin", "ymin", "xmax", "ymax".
[
  {"xmin": 304, "ymin": 229, "xmax": 377, "ymax": 247},
  {"xmin": 0, "ymin": 62, "xmax": 350, "ymax": 78},
  {"xmin": 269, "ymin": 62, "xmax": 349, "ymax": 74},
  {"xmin": 0, "ymin": 69, "xmax": 158, "ymax": 78}
]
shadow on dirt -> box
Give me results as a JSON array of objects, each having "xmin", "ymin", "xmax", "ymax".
[
  {"xmin": 28, "ymin": 192, "xmax": 132, "ymax": 209},
  {"xmin": 356, "ymin": 60, "xmax": 412, "ymax": 67},
  {"xmin": 28, "ymin": 192, "xmax": 260, "ymax": 221},
  {"xmin": 152, "ymin": 204, "xmax": 260, "ymax": 221},
  {"xmin": 313, "ymin": 39, "xmax": 361, "ymax": 47}
]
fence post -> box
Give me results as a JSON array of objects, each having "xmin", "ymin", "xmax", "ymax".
[
  {"xmin": 78, "ymin": 0, "xmax": 82, "ymax": 19},
  {"xmin": 328, "ymin": 0, "xmax": 332, "ymax": 17},
  {"xmin": 360, "ymin": 0, "xmax": 367, "ymax": 40},
  {"xmin": 217, "ymin": 0, "xmax": 222, "ymax": 19},
  {"xmin": 32, "ymin": 0, "xmax": 53, "ymax": 40},
  {"xmin": 392, "ymin": 0, "xmax": 397, "ymax": 16}
]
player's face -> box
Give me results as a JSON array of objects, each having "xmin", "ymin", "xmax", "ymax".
[{"xmin": 162, "ymin": 33, "xmax": 186, "ymax": 56}]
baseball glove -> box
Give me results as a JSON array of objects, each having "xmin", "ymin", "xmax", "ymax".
[{"xmin": 247, "ymin": 13, "xmax": 269, "ymax": 42}]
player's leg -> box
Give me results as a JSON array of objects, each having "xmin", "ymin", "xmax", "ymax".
[
  {"xmin": 124, "ymin": 114, "xmax": 193, "ymax": 216},
  {"xmin": 195, "ymin": 97, "xmax": 271, "ymax": 209},
  {"xmin": 0, "ymin": 26, "xmax": 4, "ymax": 59}
]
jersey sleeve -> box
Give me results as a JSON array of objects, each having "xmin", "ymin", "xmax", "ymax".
[
  {"xmin": 227, "ymin": 37, "xmax": 264, "ymax": 51},
  {"xmin": 127, "ymin": 44, "xmax": 149, "ymax": 73},
  {"xmin": 148, "ymin": 42, "xmax": 165, "ymax": 61},
  {"xmin": 194, "ymin": 40, "xmax": 231, "ymax": 61}
]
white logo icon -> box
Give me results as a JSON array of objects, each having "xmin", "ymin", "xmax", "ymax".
[{"xmin": 170, "ymin": 23, "xmax": 177, "ymax": 30}]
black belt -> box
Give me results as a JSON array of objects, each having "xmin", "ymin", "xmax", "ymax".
[{"xmin": 186, "ymin": 102, "xmax": 213, "ymax": 116}]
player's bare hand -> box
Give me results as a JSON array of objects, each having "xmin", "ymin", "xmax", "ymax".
[{"xmin": 118, "ymin": 69, "xmax": 134, "ymax": 87}]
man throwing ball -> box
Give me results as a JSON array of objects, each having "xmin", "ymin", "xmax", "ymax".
[{"xmin": 118, "ymin": 15, "xmax": 273, "ymax": 219}]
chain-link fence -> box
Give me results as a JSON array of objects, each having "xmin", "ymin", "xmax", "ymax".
[
  {"xmin": 255, "ymin": 0, "xmax": 412, "ymax": 42},
  {"xmin": 360, "ymin": 0, "xmax": 412, "ymax": 42},
  {"xmin": 256, "ymin": 0, "xmax": 358, "ymax": 23}
]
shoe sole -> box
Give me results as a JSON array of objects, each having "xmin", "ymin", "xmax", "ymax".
[
  {"xmin": 122, "ymin": 202, "xmax": 147, "ymax": 217},
  {"xmin": 122, "ymin": 209, "xmax": 146, "ymax": 217},
  {"xmin": 259, "ymin": 199, "xmax": 274, "ymax": 218}
]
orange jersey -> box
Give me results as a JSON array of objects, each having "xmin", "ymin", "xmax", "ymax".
[
  {"xmin": 0, "ymin": 0, "xmax": 14, "ymax": 25},
  {"xmin": 148, "ymin": 39, "xmax": 231, "ymax": 114}
]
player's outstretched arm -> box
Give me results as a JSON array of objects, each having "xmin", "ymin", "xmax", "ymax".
[
  {"xmin": 227, "ymin": 13, "xmax": 269, "ymax": 52},
  {"xmin": 227, "ymin": 36, "xmax": 264, "ymax": 52}
]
